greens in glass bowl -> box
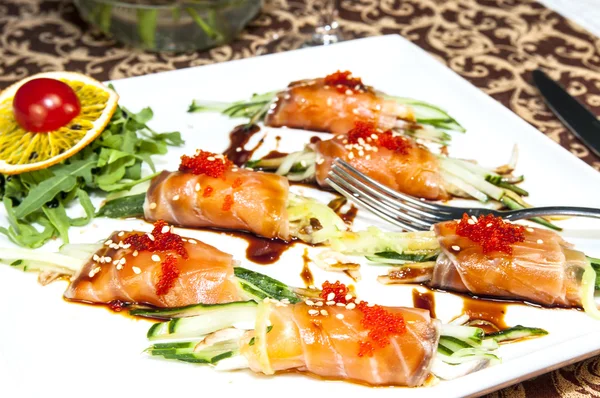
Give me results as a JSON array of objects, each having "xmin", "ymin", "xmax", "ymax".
[{"xmin": 74, "ymin": 0, "xmax": 262, "ymax": 52}]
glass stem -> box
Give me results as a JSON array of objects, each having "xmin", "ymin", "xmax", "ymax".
[{"xmin": 309, "ymin": 0, "xmax": 344, "ymax": 45}]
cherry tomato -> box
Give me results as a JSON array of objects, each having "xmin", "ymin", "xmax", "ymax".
[{"xmin": 12, "ymin": 78, "xmax": 81, "ymax": 133}]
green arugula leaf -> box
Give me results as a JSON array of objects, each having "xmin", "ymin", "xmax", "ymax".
[
  {"xmin": 69, "ymin": 189, "xmax": 96, "ymax": 227},
  {"xmin": 42, "ymin": 203, "xmax": 71, "ymax": 244}
]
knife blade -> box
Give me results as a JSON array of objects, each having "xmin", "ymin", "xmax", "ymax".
[{"xmin": 532, "ymin": 69, "xmax": 600, "ymax": 158}]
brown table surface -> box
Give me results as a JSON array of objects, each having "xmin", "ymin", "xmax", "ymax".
[{"xmin": 2, "ymin": 0, "xmax": 600, "ymax": 396}]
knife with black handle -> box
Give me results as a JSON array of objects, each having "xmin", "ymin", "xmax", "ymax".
[{"xmin": 532, "ymin": 69, "xmax": 600, "ymax": 158}]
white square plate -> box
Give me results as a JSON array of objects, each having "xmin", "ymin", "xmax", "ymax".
[{"xmin": 1, "ymin": 35, "xmax": 600, "ymax": 398}]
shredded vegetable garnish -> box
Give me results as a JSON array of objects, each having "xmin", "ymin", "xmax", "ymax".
[
  {"xmin": 179, "ymin": 150, "xmax": 232, "ymax": 178},
  {"xmin": 453, "ymin": 213, "xmax": 525, "ymax": 254}
]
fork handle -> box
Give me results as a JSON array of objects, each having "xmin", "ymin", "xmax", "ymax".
[{"xmin": 501, "ymin": 206, "xmax": 600, "ymax": 221}]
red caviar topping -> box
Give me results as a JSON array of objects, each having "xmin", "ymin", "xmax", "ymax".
[
  {"xmin": 357, "ymin": 302, "xmax": 406, "ymax": 357},
  {"xmin": 222, "ymin": 194, "xmax": 234, "ymax": 211},
  {"xmin": 155, "ymin": 254, "xmax": 180, "ymax": 296},
  {"xmin": 203, "ymin": 185, "xmax": 214, "ymax": 198},
  {"xmin": 232, "ymin": 177, "xmax": 243, "ymax": 189},
  {"xmin": 320, "ymin": 281, "xmax": 351, "ymax": 303},
  {"xmin": 123, "ymin": 220, "xmax": 188, "ymax": 259},
  {"xmin": 454, "ymin": 213, "xmax": 525, "ymax": 254},
  {"xmin": 347, "ymin": 121, "xmax": 411, "ymax": 155},
  {"xmin": 179, "ymin": 150, "xmax": 232, "ymax": 178},
  {"xmin": 324, "ymin": 71, "xmax": 365, "ymax": 93}
]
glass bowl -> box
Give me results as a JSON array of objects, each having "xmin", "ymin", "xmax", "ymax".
[{"xmin": 74, "ymin": 0, "xmax": 262, "ymax": 52}]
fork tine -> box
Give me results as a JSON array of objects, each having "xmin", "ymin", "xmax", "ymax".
[
  {"xmin": 326, "ymin": 172, "xmax": 435, "ymax": 230},
  {"xmin": 329, "ymin": 163, "xmax": 450, "ymax": 224},
  {"xmin": 325, "ymin": 177, "xmax": 424, "ymax": 231},
  {"xmin": 333, "ymin": 158, "xmax": 455, "ymax": 215}
]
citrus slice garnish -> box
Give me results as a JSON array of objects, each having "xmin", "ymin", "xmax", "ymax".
[{"xmin": 0, "ymin": 71, "xmax": 119, "ymax": 175}]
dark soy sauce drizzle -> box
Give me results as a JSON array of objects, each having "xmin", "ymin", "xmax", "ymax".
[
  {"xmin": 300, "ymin": 249, "xmax": 314, "ymax": 287},
  {"xmin": 263, "ymin": 150, "xmax": 289, "ymax": 159},
  {"xmin": 224, "ymin": 230, "xmax": 297, "ymax": 265},
  {"xmin": 412, "ymin": 289, "xmax": 436, "ymax": 319},
  {"xmin": 327, "ymin": 197, "xmax": 358, "ymax": 226},
  {"xmin": 223, "ymin": 124, "xmax": 263, "ymax": 166},
  {"xmin": 461, "ymin": 295, "xmax": 509, "ymax": 332}
]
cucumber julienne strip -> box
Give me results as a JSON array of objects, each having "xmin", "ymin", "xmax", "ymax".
[{"xmin": 233, "ymin": 267, "xmax": 302, "ymax": 304}]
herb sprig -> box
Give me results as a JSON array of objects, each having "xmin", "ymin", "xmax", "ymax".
[{"xmin": 0, "ymin": 104, "xmax": 183, "ymax": 248}]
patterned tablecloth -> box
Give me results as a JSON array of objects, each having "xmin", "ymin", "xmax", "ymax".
[{"xmin": 1, "ymin": 0, "xmax": 600, "ymax": 396}]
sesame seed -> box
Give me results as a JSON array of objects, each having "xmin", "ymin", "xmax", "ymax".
[
  {"xmin": 308, "ymin": 309, "xmax": 319, "ymax": 315},
  {"xmin": 195, "ymin": 183, "xmax": 201, "ymax": 192},
  {"xmin": 345, "ymin": 294, "xmax": 353, "ymax": 301},
  {"xmin": 471, "ymin": 215, "xmax": 478, "ymax": 223},
  {"xmin": 133, "ymin": 250, "xmax": 139, "ymax": 257},
  {"xmin": 326, "ymin": 301, "xmax": 336, "ymax": 306},
  {"xmin": 92, "ymin": 254, "xmax": 99, "ymax": 261},
  {"xmin": 486, "ymin": 223, "xmax": 493, "ymax": 227},
  {"xmin": 526, "ymin": 228, "xmax": 534, "ymax": 233},
  {"xmin": 337, "ymin": 135, "xmax": 344, "ymax": 139},
  {"xmin": 315, "ymin": 301, "xmax": 324, "ymax": 307},
  {"xmin": 112, "ymin": 259, "xmax": 119, "ymax": 265},
  {"xmin": 232, "ymin": 168, "xmax": 238, "ymax": 172},
  {"xmin": 151, "ymin": 254, "xmax": 161, "ymax": 262},
  {"xmin": 346, "ymin": 303, "xmax": 356, "ymax": 310},
  {"xmin": 342, "ymin": 139, "xmax": 348, "ymax": 145},
  {"xmin": 122, "ymin": 243, "xmax": 131, "ymax": 249},
  {"xmin": 161, "ymin": 226, "xmax": 170, "ymax": 234},
  {"xmin": 345, "ymin": 89, "xmax": 353, "ymax": 95},
  {"xmin": 88, "ymin": 266, "xmax": 101, "ymax": 278},
  {"xmin": 358, "ymin": 150, "xmax": 364, "ymax": 157},
  {"xmin": 358, "ymin": 138, "xmax": 365, "ymax": 145},
  {"xmin": 235, "ymin": 147, "xmax": 242, "ymax": 152},
  {"xmin": 118, "ymin": 231, "xmax": 125, "ymax": 237},
  {"xmin": 305, "ymin": 300, "xmax": 315, "ymax": 306},
  {"xmin": 348, "ymin": 152, "xmax": 355, "ymax": 159},
  {"xmin": 147, "ymin": 233, "xmax": 155, "ymax": 241},
  {"xmin": 327, "ymin": 292, "xmax": 335, "ymax": 301},
  {"xmin": 104, "ymin": 256, "xmax": 112, "ymax": 262},
  {"xmin": 355, "ymin": 299, "xmax": 362, "ymax": 305},
  {"xmin": 337, "ymin": 303, "xmax": 346, "ymax": 307},
  {"xmin": 119, "ymin": 258, "xmax": 126, "ymax": 265},
  {"xmin": 110, "ymin": 244, "xmax": 119, "ymax": 249},
  {"xmin": 149, "ymin": 202, "xmax": 157, "ymax": 210},
  {"xmin": 537, "ymin": 239, "xmax": 544, "ymax": 244},
  {"xmin": 104, "ymin": 239, "xmax": 113, "ymax": 246},
  {"xmin": 344, "ymin": 144, "xmax": 352, "ymax": 150},
  {"xmin": 320, "ymin": 310, "xmax": 328, "ymax": 316},
  {"xmin": 116, "ymin": 264, "xmax": 123, "ymax": 270},
  {"xmin": 365, "ymin": 154, "xmax": 371, "ymax": 160},
  {"xmin": 452, "ymin": 245, "xmax": 461, "ymax": 251},
  {"xmin": 172, "ymin": 195, "xmax": 180, "ymax": 201},
  {"xmin": 316, "ymin": 158, "xmax": 324, "ymax": 165},
  {"xmin": 132, "ymin": 266, "xmax": 141, "ymax": 274},
  {"xmin": 188, "ymin": 239, "xmax": 197, "ymax": 245},
  {"xmin": 207, "ymin": 156, "xmax": 215, "ymax": 161},
  {"xmin": 367, "ymin": 303, "xmax": 375, "ymax": 307},
  {"xmin": 371, "ymin": 134, "xmax": 378, "ymax": 140},
  {"xmin": 336, "ymin": 314, "xmax": 344, "ymax": 320},
  {"xmin": 308, "ymin": 285, "xmax": 316, "ymax": 290},
  {"xmin": 467, "ymin": 219, "xmax": 475, "ymax": 225}
]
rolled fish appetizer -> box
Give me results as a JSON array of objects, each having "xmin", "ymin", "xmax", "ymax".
[
  {"xmin": 98, "ymin": 150, "xmax": 348, "ymax": 244},
  {"xmin": 246, "ymin": 121, "xmax": 556, "ymax": 229},
  {"xmin": 189, "ymin": 70, "xmax": 464, "ymax": 144},
  {"xmin": 352, "ymin": 214, "xmax": 600, "ymax": 318},
  {"xmin": 0, "ymin": 220, "xmax": 307, "ymax": 310},
  {"xmin": 145, "ymin": 281, "xmax": 546, "ymax": 386}
]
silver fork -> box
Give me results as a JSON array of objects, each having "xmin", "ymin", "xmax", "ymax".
[{"xmin": 325, "ymin": 158, "xmax": 600, "ymax": 231}]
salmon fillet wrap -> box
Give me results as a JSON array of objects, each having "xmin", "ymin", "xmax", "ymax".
[
  {"xmin": 315, "ymin": 121, "xmax": 449, "ymax": 200},
  {"xmin": 265, "ymin": 71, "xmax": 415, "ymax": 136},
  {"xmin": 64, "ymin": 221, "xmax": 241, "ymax": 307},
  {"xmin": 431, "ymin": 215, "xmax": 589, "ymax": 307},
  {"xmin": 144, "ymin": 150, "xmax": 290, "ymax": 240},
  {"xmin": 240, "ymin": 298, "xmax": 440, "ymax": 386}
]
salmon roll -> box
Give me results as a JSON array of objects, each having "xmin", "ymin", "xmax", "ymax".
[
  {"xmin": 64, "ymin": 221, "xmax": 241, "ymax": 307},
  {"xmin": 145, "ymin": 150, "xmax": 290, "ymax": 240}
]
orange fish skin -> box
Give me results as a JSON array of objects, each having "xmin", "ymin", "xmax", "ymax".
[
  {"xmin": 64, "ymin": 231, "xmax": 240, "ymax": 308},
  {"xmin": 144, "ymin": 169, "xmax": 290, "ymax": 240},
  {"xmin": 265, "ymin": 78, "xmax": 413, "ymax": 135},
  {"xmin": 432, "ymin": 221, "xmax": 588, "ymax": 307},
  {"xmin": 240, "ymin": 301, "xmax": 440, "ymax": 387}
]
